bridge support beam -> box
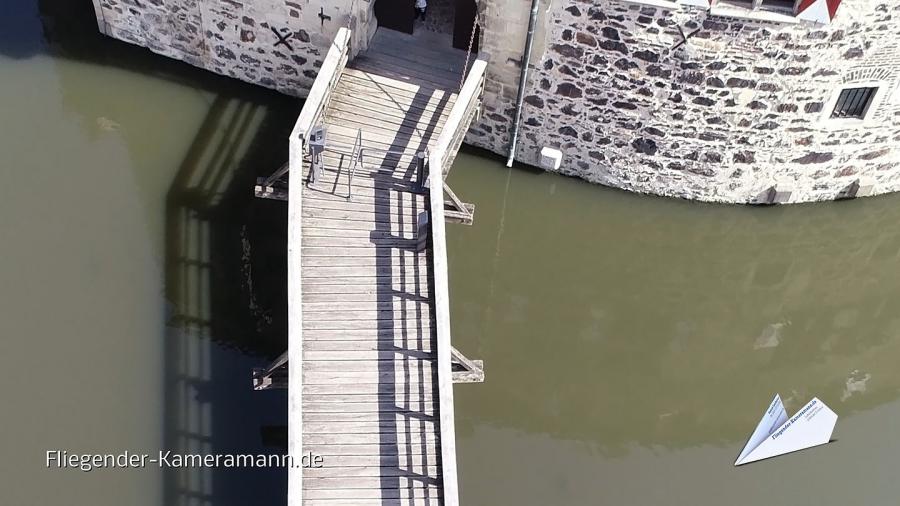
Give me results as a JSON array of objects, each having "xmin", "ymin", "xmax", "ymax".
[{"xmin": 451, "ymin": 346, "xmax": 485, "ymax": 383}]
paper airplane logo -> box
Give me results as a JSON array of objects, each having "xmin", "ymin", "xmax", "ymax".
[{"xmin": 734, "ymin": 394, "xmax": 837, "ymax": 466}]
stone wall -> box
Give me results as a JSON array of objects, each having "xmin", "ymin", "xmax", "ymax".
[
  {"xmin": 90, "ymin": 0, "xmax": 900, "ymax": 203},
  {"xmin": 91, "ymin": 0, "xmax": 376, "ymax": 97},
  {"xmin": 469, "ymin": 0, "xmax": 900, "ymax": 203}
]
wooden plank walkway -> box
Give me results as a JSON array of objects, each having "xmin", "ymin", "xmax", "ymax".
[{"xmin": 299, "ymin": 28, "xmax": 466, "ymax": 506}]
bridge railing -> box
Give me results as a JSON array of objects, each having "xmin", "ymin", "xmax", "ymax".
[
  {"xmin": 433, "ymin": 53, "xmax": 489, "ymax": 176},
  {"xmin": 423, "ymin": 52, "xmax": 489, "ymax": 506},
  {"xmin": 258, "ymin": 27, "xmax": 352, "ymax": 194},
  {"xmin": 284, "ymin": 26, "xmax": 351, "ymax": 506},
  {"xmin": 292, "ymin": 26, "xmax": 351, "ymax": 155}
]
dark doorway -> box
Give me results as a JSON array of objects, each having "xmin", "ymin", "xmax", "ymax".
[
  {"xmin": 375, "ymin": 0, "xmax": 415, "ymax": 34},
  {"xmin": 452, "ymin": 0, "xmax": 480, "ymax": 50}
]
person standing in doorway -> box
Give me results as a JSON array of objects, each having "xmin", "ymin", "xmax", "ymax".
[{"xmin": 414, "ymin": 0, "xmax": 427, "ymax": 21}]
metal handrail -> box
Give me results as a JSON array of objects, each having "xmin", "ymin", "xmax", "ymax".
[{"xmin": 347, "ymin": 128, "xmax": 363, "ymax": 200}]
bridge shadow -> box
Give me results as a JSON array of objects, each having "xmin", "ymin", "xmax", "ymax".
[
  {"xmin": 161, "ymin": 87, "xmax": 300, "ymax": 504},
  {"xmin": 362, "ymin": 78, "xmax": 450, "ymax": 503},
  {"xmin": 10, "ymin": 0, "xmax": 249, "ymax": 95}
]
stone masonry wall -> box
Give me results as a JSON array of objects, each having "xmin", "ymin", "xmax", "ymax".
[
  {"xmin": 91, "ymin": 0, "xmax": 900, "ymax": 203},
  {"xmin": 470, "ymin": 0, "xmax": 900, "ymax": 203},
  {"xmin": 91, "ymin": 0, "xmax": 376, "ymax": 97}
]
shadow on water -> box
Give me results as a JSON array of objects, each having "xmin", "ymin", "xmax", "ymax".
[
  {"xmin": 162, "ymin": 91, "xmax": 296, "ymax": 506},
  {"xmin": 15, "ymin": 0, "xmax": 302, "ymax": 504},
  {"xmin": 0, "ymin": 0, "xmax": 47, "ymax": 59},
  {"xmin": 13, "ymin": 0, "xmax": 240, "ymax": 94}
]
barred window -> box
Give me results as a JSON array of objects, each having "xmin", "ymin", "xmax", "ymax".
[{"xmin": 830, "ymin": 87, "xmax": 878, "ymax": 119}]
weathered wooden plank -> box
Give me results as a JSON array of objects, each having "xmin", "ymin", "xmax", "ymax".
[
  {"xmin": 305, "ymin": 448, "xmax": 440, "ymax": 460},
  {"xmin": 323, "ymin": 131, "xmax": 436, "ymax": 158},
  {"xmin": 304, "ymin": 326, "xmax": 433, "ymax": 339},
  {"xmin": 316, "ymin": 159, "xmax": 422, "ymax": 184},
  {"xmin": 324, "ymin": 118, "xmax": 439, "ymax": 149},
  {"xmin": 327, "ymin": 107, "xmax": 449, "ymax": 138},
  {"xmin": 303, "ymin": 184, "xmax": 424, "ymax": 201},
  {"xmin": 303, "ymin": 476, "xmax": 441, "ymax": 491},
  {"xmin": 301, "ymin": 258, "xmax": 428, "ymax": 278},
  {"xmin": 304, "ymin": 364, "xmax": 436, "ymax": 382},
  {"xmin": 304, "ymin": 339, "xmax": 434, "ymax": 352},
  {"xmin": 303, "ymin": 416, "xmax": 437, "ymax": 430},
  {"xmin": 304, "ymin": 400, "xmax": 436, "ymax": 413},
  {"xmin": 304, "ymin": 465, "xmax": 441, "ymax": 479},
  {"xmin": 367, "ymin": 28, "xmax": 466, "ymax": 66},
  {"xmin": 304, "ymin": 298, "xmax": 430, "ymax": 312},
  {"xmin": 300, "ymin": 283, "xmax": 430, "ymax": 297},
  {"xmin": 357, "ymin": 50, "xmax": 464, "ymax": 84},
  {"xmin": 300, "ymin": 263, "xmax": 428, "ymax": 278},
  {"xmin": 302, "ymin": 197, "xmax": 423, "ymax": 213},
  {"xmin": 330, "ymin": 91, "xmax": 452, "ymax": 123},
  {"xmin": 302, "ymin": 259, "xmax": 429, "ymax": 272},
  {"xmin": 302, "ymin": 189, "xmax": 425, "ymax": 207},
  {"xmin": 303, "ymin": 430, "xmax": 438, "ymax": 445},
  {"xmin": 307, "ymin": 499, "xmax": 441, "ymax": 506},
  {"xmin": 367, "ymin": 45, "xmax": 466, "ymax": 75},
  {"xmin": 338, "ymin": 71, "xmax": 454, "ymax": 102},
  {"xmin": 306, "ymin": 453, "xmax": 441, "ymax": 472},
  {"xmin": 334, "ymin": 78, "xmax": 455, "ymax": 107},
  {"xmin": 301, "ymin": 245, "xmax": 427, "ymax": 258},
  {"xmin": 324, "ymin": 131, "xmax": 436, "ymax": 157},
  {"xmin": 305, "ymin": 348, "xmax": 435, "ymax": 361},
  {"xmin": 317, "ymin": 161, "xmax": 420, "ymax": 181},
  {"xmin": 306, "ymin": 174, "xmax": 422, "ymax": 195},
  {"xmin": 341, "ymin": 67, "xmax": 456, "ymax": 97},
  {"xmin": 304, "ymin": 335, "xmax": 433, "ymax": 347},
  {"xmin": 303, "ymin": 374, "xmax": 436, "ymax": 387},
  {"xmin": 301, "ymin": 227, "xmax": 417, "ymax": 240},
  {"xmin": 328, "ymin": 96, "xmax": 451, "ymax": 126},
  {"xmin": 305, "ymin": 357, "xmax": 435, "ymax": 372},
  {"xmin": 302, "ymin": 290, "xmax": 431, "ymax": 304},
  {"xmin": 303, "ymin": 298, "xmax": 430, "ymax": 310},
  {"xmin": 303, "ymin": 391, "xmax": 437, "ymax": 404},
  {"xmin": 302, "ymin": 246, "xmax": 421, "ymax": 258},
  {"xmin": 353, "ymin": 57, "xmax": 460, "ymax": 90},
  {"xmin": 304, "ymin": 319, "xmax": 434, "ymax": 332},
  {"xmin": 303, "ymin": 484, "xmax": 442, "ymax": 500},
  {"xmin": 302, "ymin": 206, "xmax": 424, "ymax": 225}
]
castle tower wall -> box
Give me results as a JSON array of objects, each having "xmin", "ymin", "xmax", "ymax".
[{"xmin": 471, "ymin": 0, "xmax": 900, "ymax": 203}]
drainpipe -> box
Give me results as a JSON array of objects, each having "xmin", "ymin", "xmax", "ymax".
[{"xmin": 505, "ymin": 0, "xmax": 542, "ymax": 167}]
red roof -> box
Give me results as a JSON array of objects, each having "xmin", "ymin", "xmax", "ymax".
[{"xmin": 797, "ymin": 0, "xmax": 843, "ymax": 21}]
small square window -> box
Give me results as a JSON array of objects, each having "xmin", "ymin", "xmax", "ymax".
[
  {"xmin": 831, "ymin": 87, "xmax": 878, "ymax": 119},
  {"xmin": 759, "ymin": 0, "xmax": 795, "ymax": 12}
]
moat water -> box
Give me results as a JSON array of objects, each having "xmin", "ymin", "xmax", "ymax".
[
  {"xmin": 447, "ymin": 150, "xmax": 900, "ymax": 505},
  {"xmin": 3, "ymin": 1, "xmax": 900, "ymax": 505},
  {"xmin": 1, "ymin": 1, "xmax": 293, "ymax": 504}
]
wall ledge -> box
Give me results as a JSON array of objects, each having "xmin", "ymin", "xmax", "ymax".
[
  {"xmin": 709, "ymin": 5, "xmax": 800, "ymax": 25},
  {"xmin": 615, "ymin": 0, "xmax": 679, "ymax": 10}
]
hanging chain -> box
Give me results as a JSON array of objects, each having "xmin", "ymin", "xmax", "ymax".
[
  {"xmin": 347, "ymin": 0, "xmax": 358, "ymax": 31},
  {"xmin": 459, "ymin": 14, "xmax": 480, "ymax": 93}
]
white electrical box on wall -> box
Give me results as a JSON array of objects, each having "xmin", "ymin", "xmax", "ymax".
[{"xmin": 540, "ymin": 147, "xmax": 563, "ymax": 170}]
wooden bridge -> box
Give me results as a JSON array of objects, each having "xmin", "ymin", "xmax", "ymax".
[{"xmin": 254, "ymin": 27, "xmax": 487, "ymax": 506}]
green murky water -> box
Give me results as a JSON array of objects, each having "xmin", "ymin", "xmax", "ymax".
[
  {"xmin": 448, "ymin": 150, "xmax": 900, "ymax": 505},
  {"xmin": 0, "ymin": 1, "xmax": 295, "ymax": 504},
  {"xmin": 4, "ymin": 1, "xmax": 900, "ymax": 505}
]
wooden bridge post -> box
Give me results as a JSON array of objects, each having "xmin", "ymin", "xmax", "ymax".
[
  {"xmin": 416, "ymin": 211, "xmax": 429, "ymax": 252},
  {"xmin": 416, "ymin": 151, "xmax": 428, "ymax": 192}
]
